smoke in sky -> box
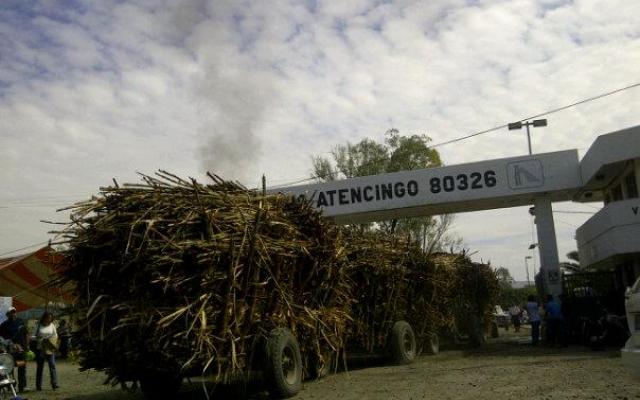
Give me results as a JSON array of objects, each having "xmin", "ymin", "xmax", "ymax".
[
  {"xmin": 183, "ymin": 1, "xmax": 278, "ymax": 185},
  {"xmin": 194, "ymin": 65, "xmax": 275, "ymax": 184}
]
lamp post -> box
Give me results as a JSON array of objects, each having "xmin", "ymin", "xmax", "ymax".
[
  {"xmin": 508, "ymin": 119, "xmax": 547, "ymax": 155},
  {"xmin": 524, "ymin": 256, "xmax": 532, "ymax": 286},
  {"xmin": 528, "ymin": 243, "xmax": 539, "ymax": 284}
]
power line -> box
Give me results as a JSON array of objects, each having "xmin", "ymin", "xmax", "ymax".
[
  {"xmin": 429, "ymin": 81, "xmax": 640, "ymax": 148},
  {"xmin": 554, "ymin": 218, "xmax": 578, "ymax": 228},
  {"xmin": 0, "ymin": 241, "xmax": 50, "ymax": 258},
  {"xmin": 429, "ymin": 123, "xmax": 508, "ymax": 148},
  {"xmin": 271, "ymin": 82, "xmax": 640, "ymax": 188},
  {"xmin": 0, "ymin": 193, "xmax": 90, "ymax": 203},
  {"xmin": 0, "ymin": 203, "xmax": 72, "ymax": 209}
]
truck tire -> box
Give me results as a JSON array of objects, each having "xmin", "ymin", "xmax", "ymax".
[
  {"xmin": 264, "ymin": 328, "xmax": 302, "ymax": 398},
  {"xmin": 390, "ymin": 321, "xmax": 416, "ymax": 365},
  {"xmin": 424, "ymin": 333, "xmax": 440, "ymax": 355},
  {"xmin": 139, "ymin": 372, "xmax": 182, "ymax": 399}
]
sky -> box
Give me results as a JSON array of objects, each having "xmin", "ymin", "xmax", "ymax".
[{"xmin": 1, "ymin": 0, "xmax": 639, "ymax": 281}]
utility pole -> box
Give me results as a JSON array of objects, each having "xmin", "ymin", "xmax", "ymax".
[
  {"xmin": 524, "ymin": 256, "xmax": 532, "ymax": 286},
  {"xmin": 508, "ymin": 119, "xmax": 548, "ymax": 155},
  {"xmin": 507, "ymin": 119, "xmax": 561, "ymax": 296}
]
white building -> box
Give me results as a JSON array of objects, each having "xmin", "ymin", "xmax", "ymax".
[{"xmin": 575, "ymin": 125, "xmax": 640, "ymax": 288}]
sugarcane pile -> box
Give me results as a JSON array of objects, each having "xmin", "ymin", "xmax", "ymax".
[
  {"xmin": 56, "ymin": 171, "xmax": 351, "ymax": 384},
  {"xmin": 341, "ymin": 230, "xmax": 412, "ymax": 353},
  {"xmin": 402, "ymin": 251, "xmax": 461, "ymax": 349},
  {"xmin": 56, "ymin": 170, "xmax": 500, "ymax": 388},
  {"xmin": 447, "ymin": 254, "xmax": 501, "ymax": 346},
  {"xmin": 343, "ymin": 231, "xmax": 442, "ymax": 353},
  {"xmin": 343, "ymin": 230, "xmax": 499, "ymax": 353}
]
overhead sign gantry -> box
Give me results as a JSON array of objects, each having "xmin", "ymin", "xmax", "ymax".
[
  {"xmin": 272, "ymin": 126, "xmax": 640, "ymax": 297},
  {"xmin": 281, "ymin": 150, "xmax": 581, "ymax": 224}
]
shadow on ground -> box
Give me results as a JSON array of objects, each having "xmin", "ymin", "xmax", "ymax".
[
  {"xmin": 462, "ymin": 327, "xmax": 622, "ymax": 359},
  {"xmin": 54, "ymin": 330, "xmax": 627, "ymax": 400}
]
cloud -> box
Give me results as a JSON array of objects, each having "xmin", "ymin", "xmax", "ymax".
[{"xmin": 1, "ymin": 0, "xmax": 638, "ymax": 280}]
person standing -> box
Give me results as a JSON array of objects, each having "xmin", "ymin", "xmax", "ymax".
[
  {"xmin": 35, "ymin": 311, "xmax": 59, "ymax": 391},
  {"xmin": 525, "ymin": 295, "xmax": 541, "ymax": 345},
  {"xmin": 545, "ymin": 294, "xmax": 565, "ymax": 347},
  {"xmin": 508, "ymin": 305, "xmax": 522, "ymax": 332},
  {"xmin": 57, "ymin": 319, "xmax": 70, "ymax": 359},
  {"xmin": 0, "ymin": 307, "xmax": 29, "ymax": 392}
]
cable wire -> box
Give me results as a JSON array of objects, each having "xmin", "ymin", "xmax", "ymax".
[
  {"xmin": 430, "ymin": 81, "xmax": 640, "ymax": 148},
  {"xmin": 0, "ymin": 241, "xmax": 50, "ymax": 258},
  {"xmin": 271, "ymin": 82, "xmax": 640, "ymax": 188}
]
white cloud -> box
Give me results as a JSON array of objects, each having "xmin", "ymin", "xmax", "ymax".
[{"xmin": 1, "ymin": 0, "xmax": 639, "ymax": 280}]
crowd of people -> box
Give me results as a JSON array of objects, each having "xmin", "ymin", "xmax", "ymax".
[{"xmin": 0, "ymin": 307, "xmax": 71, "ymax": 393}]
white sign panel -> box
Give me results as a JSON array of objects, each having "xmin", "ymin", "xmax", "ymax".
[
  {"xmin": 274, "ymin": 150, "xmax": 581, "ymax": 223},
  {"xmin": 0, "ymin": 297, "xmax": 12, "ymax": 325}
]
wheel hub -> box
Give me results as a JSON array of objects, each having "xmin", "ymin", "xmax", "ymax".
[{"xmin": 282, "ymin": 346, "xmax": 298, "ymax": 385}]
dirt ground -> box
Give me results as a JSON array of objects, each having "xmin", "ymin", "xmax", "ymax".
[{"xmin": 16, "ymin": 328, "xmax": 640, "ymax": 400}]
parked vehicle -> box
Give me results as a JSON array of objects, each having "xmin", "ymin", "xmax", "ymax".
[
  {"xmin": 493, "ymin": 305, "xmax": 510, "ymax": 330},
  {"xmin": 582, "ymin": 313, "xmax": 628, "ymax": 350},
  {"xmin": 622, "ymin": 277, "xmax": 640, "ymax": 378},
  {"xmin": 0, "ymin": 339, "xmax": 23, "ymax": 400},
  {"xmin": 562, "ymin": 271, "xmax": 628, "ymax": 346}
]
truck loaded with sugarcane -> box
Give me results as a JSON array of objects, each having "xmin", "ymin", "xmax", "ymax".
[{"xmin": 55, "ymin": 172, "xmax": 498, "ymax": 399}]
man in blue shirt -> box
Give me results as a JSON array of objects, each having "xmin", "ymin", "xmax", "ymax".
[
  {"xmin": 0, "ymin": 307, "xmax": 29, "ymax": 392},
  {"xmin": 545, "ymin": 295, "xmax": 565, "ymax": 347},
  {"xmin": 525, "ymin": 295, "xmax": 541, "ymax": 345}
]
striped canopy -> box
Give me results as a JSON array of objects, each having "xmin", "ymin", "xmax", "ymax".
[{"xmin": 0, "ymin": 247, "xmax": 71, "ymax": 311}]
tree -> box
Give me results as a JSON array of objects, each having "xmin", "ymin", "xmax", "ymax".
[
  {"xmin": 566, "ymin": 250, "xmax": 580, "ymax": 263},
  {"xmin": 560, "ymin": 250, "xmax": 581, "ymax": 273},
  {"xmin": 497, "ymin": 285, "xmax": 537, "ymax": 310},
  {"xmin": 495, "ymin": 267, "xmax": 514, "ymax": 285},
  {"xmin": 494, "ymin": 267, "xmax": 538, "ymax": 308},
  {"xmin": 311, "ymin": 129, "xmax": 458, "ymax": 253}
]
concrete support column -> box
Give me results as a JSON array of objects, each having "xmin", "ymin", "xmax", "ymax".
[{"xmin": 534, "ymin": 196, "xmax": 562, "ymax": 297}]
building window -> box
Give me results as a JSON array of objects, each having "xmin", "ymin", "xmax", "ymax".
[
  {"xmin": 611, "ymin": 184, "xmax": 623, "ymax": 202},
  {"xmin": 625, "ymin": 171, "xmax": 638, "ymax": 199}
]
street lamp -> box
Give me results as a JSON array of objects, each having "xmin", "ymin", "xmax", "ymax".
[
  {"xmin": 524, "ymin": 256, "xmax": 533, "ymax": 286},
  {"xmin": 508, "ymin": 119, "xmax": 548, "ymax": 155},
  {"xmin": 528, "ymin": 243, "xmax": 539, "ymax": 250}
]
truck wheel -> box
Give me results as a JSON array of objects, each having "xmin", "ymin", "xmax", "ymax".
[
  {"xmin": 424, "ymin": 333, "xmax": 440, "ymax": 355},
  {"xmin": 139, "ymin": 373, "xmax": 182, "ymax": 399},
  {"xmin": 390, "ymin": 321, "xmax": 416, "ymax": 365},
  {"xmin": 264, "ymin": 328, "xmax": 302, "ymax": 398}
]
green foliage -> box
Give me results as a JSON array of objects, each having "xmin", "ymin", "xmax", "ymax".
[
  {"xmin": 311, "ymin": 129, "xmax": 459, "ymax": 252},
  {"xmin": 494, "ymin": 267, "xmax": 536, "ymax": 308},
  {"xmin": 496, "ymin": 285, "xmax": 537, "ymax": 309},
  {"xmin": 566, "ymin": 250, "xmax": 580, "ymax": 263},
  {"xmin": 385, "ymin": 129, "xmax": 441, "ymax": 172},
  {"xmin": 333, "ymin": 138, "xmax": 389, "ymax": 178},
  {"xmin": 495, "ymin": 267, "xmax": 514, "ymax": 284},
  {"xmin": 311, "ymin": 156, "xmax": 335, "ymax": 182}
]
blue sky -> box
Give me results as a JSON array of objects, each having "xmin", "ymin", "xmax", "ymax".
[{"xmin": 1, "ymin": 0, "xmax": 639, "ymax": 279}]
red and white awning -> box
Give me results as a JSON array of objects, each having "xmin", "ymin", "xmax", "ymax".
[{"xmin": 0, "ymin": 247, "xmax": 72, "ymax": 311}]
